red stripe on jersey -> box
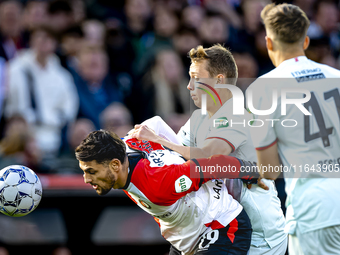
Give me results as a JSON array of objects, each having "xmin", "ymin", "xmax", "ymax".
[
  {"xmin": 205, "ymin": 137, "xmax": 235, "ymax": 152},
  {"xmin": 255, "ymin": 139, "xmax": 278, "ymax": 151},
  {"xmin": 153, "ymin": 217, "xmax": 161, "ymax": 228},
  {"xmin": 227, "ymin": 218, "xmax": 238, "ymax": 243},
  {"xmin": 205, "ymin": 220, "xmax": 225, "ymax": 230},
  {"xmin": 295, "ymin": 57, "xmax": 299, "ymax": 62},
  {"xmin": 123, "ymin": 190, "xmax": 138, "ymax": 204}
]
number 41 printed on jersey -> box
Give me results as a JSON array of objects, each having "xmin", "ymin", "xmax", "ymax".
[{"xmin": 304, "ymin": 88, "xmax": 340, "ymax": 147}]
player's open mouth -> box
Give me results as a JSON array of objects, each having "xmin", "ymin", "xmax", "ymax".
[{"xmin": 92, "ymin": 185, "xmax": 98, "ymax": 190}]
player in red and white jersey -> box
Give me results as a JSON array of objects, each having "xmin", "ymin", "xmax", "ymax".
[
  {"xmin": 247, "ymin": 3, "xmax": 340, "ymax": 255},
  {"xmin": 75, "ymin": 130, "xmax": 259, "ymax": 255}
]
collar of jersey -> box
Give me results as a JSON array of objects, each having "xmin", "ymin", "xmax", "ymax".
[
  {"xmin": 120, "ymin": 152, "xmax": 145, "ymax": 189},
  {"xmin": 278, "ymin": 56, "xmax": 308, "ymax": 69}
]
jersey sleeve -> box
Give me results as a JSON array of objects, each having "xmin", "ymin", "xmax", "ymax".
[
  {"xmin": 246, "ymin": 81, "xmax": 279, "ymax": 150},
  {"xmin": 177, "ymin": 118, "xmax": 191, "ymax": 146},
  {"xmin": 132, "ymin": 155, "xmax": 259, "ymax": 206}
]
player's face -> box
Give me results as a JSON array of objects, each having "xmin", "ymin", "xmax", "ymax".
[
  {"xmin": 79, "ymin": 160, "xmax": 117, "ymax": 195},
  {"xmin": 188, "ymin": 60, "xmax": 216, "ymax": 108}
]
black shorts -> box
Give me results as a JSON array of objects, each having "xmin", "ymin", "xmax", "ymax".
[{"xmin": 169, "ymin": 209, "xmax": 252, "ymax": 255}]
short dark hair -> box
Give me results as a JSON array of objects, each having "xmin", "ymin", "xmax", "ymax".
[
  {"xmin": 48, "ymin": 0, "xmax": 72, "ymax": 15},
  {"xmin": 261, "ymin": 3, "xmax": 310, "ymax": 44},
  {"xmin": 189, "ymin": 44, "xmax": 238, "ymax": 85},
  {"xmin": 75, "ymin": 130, "xmax": 126, "ymax": 164}
]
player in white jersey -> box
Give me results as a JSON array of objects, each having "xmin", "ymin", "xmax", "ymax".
[
  {"xmin": 247, "ymin": 3, "xmax": 340, "ymax": 255},
  {"xmin": 132, "ymin": 45, "xmax": 287, "ymax": 255}
]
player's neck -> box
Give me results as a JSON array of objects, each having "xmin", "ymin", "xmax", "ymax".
[
  {"xmin": 273, "ymin": 50, "xmax": 306, "ymax": 67},
  {"xmin": 207, "ymin": 94, "xmax": 232, "ymax": 118},
  {"xmin": 118, "ymin": 158, "xmax": 130, "ymax": 189}
]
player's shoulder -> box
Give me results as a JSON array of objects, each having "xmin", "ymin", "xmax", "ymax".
[
  {"xmin": 191, "ymin": 109, "xmax": 202, "ymax": 119},
  {"xmin": 316, "ymin": 62, "xmax": 340, "ymax": 77}
]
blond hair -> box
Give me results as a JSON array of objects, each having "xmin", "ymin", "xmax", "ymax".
[{"xmin": 189, "ymin": 44, "xmax": 238, "ymax": 85}]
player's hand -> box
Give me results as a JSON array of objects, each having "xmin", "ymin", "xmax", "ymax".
[
  {"xmin": 247, "ymin": 178, "xmax": 269, "ymax": 190},
  {"xmin": 130, "ymin": 125, "xmax": 158, "ymax": 142}
]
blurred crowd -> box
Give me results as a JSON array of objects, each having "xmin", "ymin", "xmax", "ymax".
[{"xmin": 0, "ymin": 0, "xmax": 339, "ymax": 174}]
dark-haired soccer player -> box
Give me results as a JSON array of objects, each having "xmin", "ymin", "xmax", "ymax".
[{"xmin": 76, "ymin": 129, "xmax": 258, "ymax": 255}]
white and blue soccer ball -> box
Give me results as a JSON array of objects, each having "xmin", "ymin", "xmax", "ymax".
[{"xmin": 0, "ymin": 165, "xmax": 42, "ymax": 217}]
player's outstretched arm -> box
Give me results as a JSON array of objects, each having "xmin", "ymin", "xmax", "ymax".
[{"xmin": 131, "ymin": 125, "xmax": 233, "ymax": 160}]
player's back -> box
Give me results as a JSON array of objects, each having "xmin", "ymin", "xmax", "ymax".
[
  {"xmin": 249, "ymin": 56, "xmax": 340, "ymax": 178},
  {"xmin": 247, "ymin": 56, "xmax": 340, "ymax": 235}
]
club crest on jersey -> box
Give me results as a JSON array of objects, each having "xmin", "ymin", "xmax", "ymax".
[
  {"xmin": 175, "ymin": 175, "xmax": 192, "ymax": 193},
  {"xmin": 139, "ymin": 199, "xmax": 151, "ymax": 209}
]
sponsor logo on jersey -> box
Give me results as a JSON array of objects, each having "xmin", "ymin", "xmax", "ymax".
[
  {"xmin": 175, "ymin": 175, "xmax": 192, "ymax": 193},
  {"xmin": 213, "ymin": 117, "xmax": 229, "ymax": 128},
  {"xmin": 139, "ymin": 199, "xmax": 151, "ymax": 209}
]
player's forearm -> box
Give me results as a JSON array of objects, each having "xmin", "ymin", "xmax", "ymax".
[
  {"xmin": 153, "ymin": 135, "xmax": 212, "ymax": 160},
  {"xmin": 192, "ymin": 155, "xmax": 260, "ymax": 180},
  {"xmin": 153, "ymin": 135, "xmax": 191, "ymax": 160}
]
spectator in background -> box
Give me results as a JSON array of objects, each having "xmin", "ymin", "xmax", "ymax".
[
  {"xmin": 21, "ymin": 0, "xmax": 48, "ymax": 47},
  {"xmin": 124, "ymin": 0, "xmax": 153, "ymax": 74},
  {"xmin": 0, "ymin": 0, "xmax": 25, "ymax": 60},
  {"xmin": 100, "ymin": 102, "xmax": 133, "ymax": 138},
  {"xmin": 0, "ymin": 115, "xmax": 45, "ymax": 172},
  {"xmin": 105, "ymin": 18, "xmax": 135, "ymax": 76},
  {"xmin": 173, "ymin": 27, "xmax": 201, "ymax": 72},
  {"xmin": 47, "ymin": 0, "xmax": 74, "ymax": 33},
  {"xmin": 5, "ymin": 26, "xmax": 79, "ymax": 157},
  {"xmin": 82, "ymin": 19, "xmax": 106, "ymax": 47},
  {"xmin": 307, "ymin": 0, "xmax": 340, "ymax": 56},
  {"xmin": 204, "ymin": 0, "xmax": 242, "ymax": 29},
  {"xmin": 233, "ymin": 52, "xmax": 258, "ymax": 93},
  {"xmin": 136, "ymin": 49, "xmax": 190, "ymax": 131},
  {"xmin": 22, "ymin": 0, "xmax": 48, "ymax": 32},
  {"xmin": 232, "ymin": 0, "xmax": 270, "ymax": 53},
  {"xmin": 181, "ymin": 5, "xmax": 205, "ymax": 30},
  {"xmin": 293, "ymin": 0, "xmax": 317, "ymax": 18},
  {"xmin": 68, "ymin": 118, "xmax": 96, "ymax": 152},
  {"xmin": 198, "ymin": 12, "xmax": 230, "ymax": 48},
  {"xmin": 72, "ymin": 45, "xmax": 123, "ymax": 130},
  {"xmin": 71, "ymin": 0, "xmax": 86, "ymax": 24},
  {"xmin": 124, "ymin": 0, "xmax": 153, "ymax": 40},
  {"xmin": 135, "ymin": 6, "xmax": 179, "ymax": 75},
  {"xmin": 58, "ymin": 25, "xmax": 84, "ymax": 72}
]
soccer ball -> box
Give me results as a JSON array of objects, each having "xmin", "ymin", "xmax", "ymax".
[{"xmin": 0, "ymin": 165, "xmax": 42, "ymax": 217}]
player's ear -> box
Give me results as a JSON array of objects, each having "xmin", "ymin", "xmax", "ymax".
[
  {"xmin": 303, "ymin": 36, "xmax": 310, "ymax": 50},
  {"xmin": 216, "ymin": 74, "xmax": 224, "ymax": 84},
  {"xmin": 265, "ymin": 36, "xmax": 273, "ymax": 51},
  {"xmin": 110, "ymin": 159, "xmax": 121, "ymax": 172}
]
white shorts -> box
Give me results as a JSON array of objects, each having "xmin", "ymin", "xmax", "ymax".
[
  {"xmin": 237, "ymin": 179, "xmax": 287, "ymax": 254},
  {"xmin": 249, "ymin": 236, "xmax": 287, "ymax": 255},
  {"xmin": 289, "ymin": 225, "xmax": 340, "ymax": 255}
]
